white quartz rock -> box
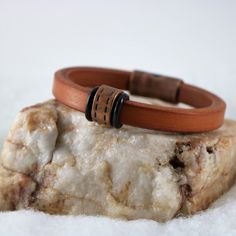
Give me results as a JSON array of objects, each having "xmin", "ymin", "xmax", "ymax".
[{"xmin": 0, "ymin": 99, "xmax": 236, "ymax": 222}]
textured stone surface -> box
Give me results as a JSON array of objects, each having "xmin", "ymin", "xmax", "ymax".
[{"xmin": 0, "ymin": 99, "xmax": 236, "ymax": 222}]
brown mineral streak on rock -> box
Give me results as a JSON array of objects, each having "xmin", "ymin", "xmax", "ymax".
[
  {"xmin": 20, "ymin": 102, "xmax": 45, "ymax": 112},
  {"xmin": 0, "ymin": 99, "xmax": 236, "ymax": 222},
  {"xmin": 27, "ymin": 109, "xmax": 57, "ymax": 132},
  {"xmin": 103, "ymin": 161, "xmax": 132, "ymax": 209},
  {"xmin": 115, "ymin": 181, "xmax": 131, "ymax": 206},
  {"xmin": 6, "ymin": 139, "xmax": 27, "ymax": 149}
]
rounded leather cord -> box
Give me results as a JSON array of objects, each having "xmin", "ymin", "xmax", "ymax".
[{"xmin": 52, "ymin": 67, "xmax": 226, "ymax": 133}]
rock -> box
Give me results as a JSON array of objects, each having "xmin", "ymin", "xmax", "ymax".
[{"xmin": 0, "ymin": 99, "xmax": 236, "ymax": 222}]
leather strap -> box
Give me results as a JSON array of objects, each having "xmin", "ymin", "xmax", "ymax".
[{"xmin": 52, "ymin": 67, "xmax": 226, "ymax": 133}]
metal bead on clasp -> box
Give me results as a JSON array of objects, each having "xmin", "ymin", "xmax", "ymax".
[{"xmin": 85, "ymin": 85, "xmax": 129, "ymax": 128}]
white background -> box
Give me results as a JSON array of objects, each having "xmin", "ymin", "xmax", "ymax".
[{"xmin": 0, "ymin": 0, "xmax": 236, "ymax": 235}]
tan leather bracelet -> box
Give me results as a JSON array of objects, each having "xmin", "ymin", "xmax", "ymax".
[{"xmin": 52, "ymin": 67, "xmax": 226, "ymax": 133}]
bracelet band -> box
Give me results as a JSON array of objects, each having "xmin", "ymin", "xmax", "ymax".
[{"xmin": 52, "ymin": 67, "xmax": 226, "ymax": 133}]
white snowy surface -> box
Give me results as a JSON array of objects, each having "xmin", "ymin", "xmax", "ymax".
[{"xmin": 0, "ymin": 0, "xmax": 236, "ymax": 235}]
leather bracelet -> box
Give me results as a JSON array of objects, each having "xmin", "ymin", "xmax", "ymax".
[{"xmin": 52, "ymin": 67, "xmax": 226, "ymax": 133}]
